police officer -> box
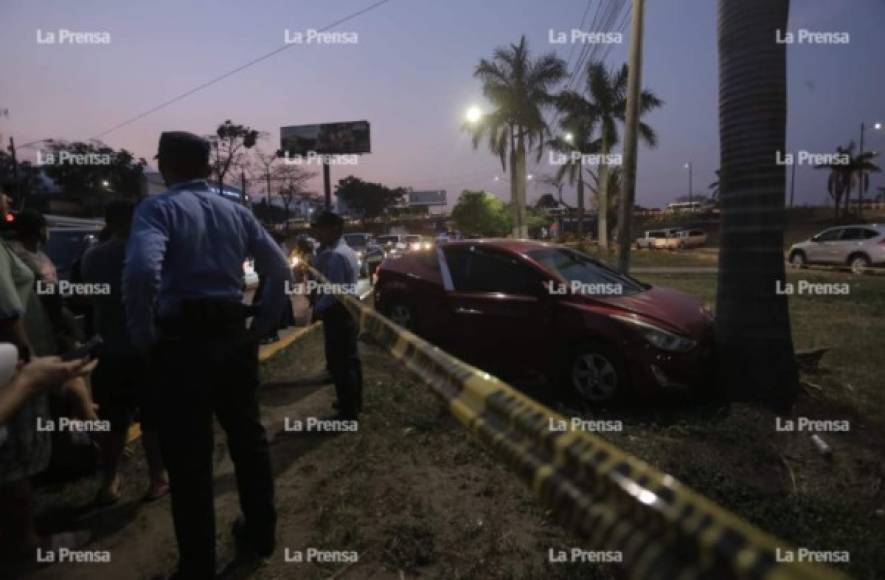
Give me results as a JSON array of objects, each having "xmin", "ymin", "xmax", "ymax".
[
  {"xmin": 123, "ymin": 131, "xmax": 291, "ymax": 579},
  {"xmin": 311, "ymin": 211, "xmax": 362, "ymax": 420}
]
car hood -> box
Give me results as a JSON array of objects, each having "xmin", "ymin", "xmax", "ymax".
[{"xmin": 572, "ymin": 286, "xmax": 711, "ymax": 337}]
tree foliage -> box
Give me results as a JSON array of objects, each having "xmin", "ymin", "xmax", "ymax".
[
  {"xmin": 451, "ymin": 190, "xmax": 511, "ymax": 236},
  {"xmin": 335, "ymin": 175, "xmax": 405, "ymax": 220}
]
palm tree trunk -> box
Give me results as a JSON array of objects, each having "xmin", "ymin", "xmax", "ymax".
[
  {"xmin": 597, "ymin": 135, "xmax": 610, "ymax": 250},
  {"xmin": 577, "ymin": 166, "xmax": 585, "ymax": 237},
  {"xmin": 515, "ymin": 133, "xmax": 528, "ymax": 238},
  {"xmin": 716, "ymin": 0, "xmax": 798, "ymax": 411},
  {"xmin": 509, "ymin": 126, "xmax": 519, "ymax": 237}
]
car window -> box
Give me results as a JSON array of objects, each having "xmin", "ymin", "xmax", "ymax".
[
  {"xmin": 862, "ymin": 229, "xmax": 882, "ymax": 240},
  {"xmin": 840, "ymin": 228, "xmax": 877, "ymax": 241},
  {"xmin": 690, "ymin": 230, "xmax": 704, "ymax": 236},
  {"xmin": 815, "ymin": 229, "xmax": 842, "ymax": 242},
  {"xmin": 444, "ymin": 246, "xmax": 539, "ymax": 295},
  {"xmin": 528, "ymin": 248, "xmax": 645, "ymax": 296}
]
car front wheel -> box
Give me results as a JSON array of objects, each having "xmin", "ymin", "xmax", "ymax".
[
  {"xmin": 565, "ymin": 343, "xmax": 626, "ymax": 403},
  {"xmin": 386, "ymin": 300, "xmax": 415, "ymax": 331},
  {"xmin": 789, "ymin": 251, "xmax": 807, "ymax": 269}
]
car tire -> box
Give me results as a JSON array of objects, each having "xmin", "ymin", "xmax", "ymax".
[
  {"xmin": 386, "ymin": 299, "xmax": 415, "ymax": 331},
  {"xmin": 563, "ymin": 342, "xmax": 628, "ymax": 404},
  {"xmin": 848, "ymin": 253, "xmax": 870, "ymax": 275},
  {"xmin": 789, "ymin": 251, "xmax": 807, "ymax": 269}
]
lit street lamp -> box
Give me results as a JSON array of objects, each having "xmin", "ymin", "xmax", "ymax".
[
  {"xmin": 465, "ymin": 105, "xmax": 483, "ymax": 125},
  {"xmin": 684, "ymin": 162, "xmax": 693, "ymax": 211},
  {"xmin": 564, "ymin": 132, "xmax": 574, "ymax": 144},
  {"xmin": 859, "ymin": 120, "xmax": 882, "ymax": 217}
]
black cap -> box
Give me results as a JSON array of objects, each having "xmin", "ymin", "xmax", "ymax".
[
  {"xmin": 311, "ymin": 210, "xmax": 344, "ymax": 228},
  {"xmin": 155, "ymin": 131, "xmax": 210, "ymax": 165}
]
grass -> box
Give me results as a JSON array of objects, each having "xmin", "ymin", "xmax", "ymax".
[{"xmin": 249, "ymin": 242, "xmax": 884, "ymax": 579}]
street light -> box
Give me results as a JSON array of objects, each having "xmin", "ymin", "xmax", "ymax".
[
  {"xmin": 684, "ymin": 162, "xmax": 693, "ymax": 211},
  {"xmin": 859, "ymin": 120, "xmax": 883, "ymax": 217},
  {"xmin": 564, "ymin": 132, "xmax": 574, "ymax": 144},
  {"xmin": 465, "ymin": 105, "xmax": 483, "ymax": 125}
]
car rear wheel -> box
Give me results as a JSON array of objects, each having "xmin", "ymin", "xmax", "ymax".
[
  {"xmin": 848, "ymin": 254, "xmax": 870, "ymax": 275},
  {"xmin": 566, "ymin": 343, "xmax": 626, "ymax": 403},
  {"xmin": 789, "ymin": 251, "xmax": 807, "ymax": 269}
]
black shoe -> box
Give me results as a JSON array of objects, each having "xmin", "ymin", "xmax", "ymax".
[{"xmin": 232, "ymin": 518, "xmax": 273, "ymax": 565}]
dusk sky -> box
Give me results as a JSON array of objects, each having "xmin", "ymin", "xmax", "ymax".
[{"xmin": 1, "ymin": 0, "xmax": 883, "ymax": 209}]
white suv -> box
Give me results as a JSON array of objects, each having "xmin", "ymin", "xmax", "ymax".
[{"xmin": 788, "ymin": 224, "xmax": 885, "ymax": 274}]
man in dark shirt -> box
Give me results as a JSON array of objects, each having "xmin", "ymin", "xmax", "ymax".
[
  {"xmin": 81, "ymin": 200, "xmax": 168, "ymax": 506},
  {"xmin": 123, "ymin": 131, "xmax": 291, "ymax": 579}
]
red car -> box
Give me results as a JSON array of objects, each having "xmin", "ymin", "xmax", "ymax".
[{"xmin": 374, "ymin": 239, "xmax": 715, "ymax": 403}]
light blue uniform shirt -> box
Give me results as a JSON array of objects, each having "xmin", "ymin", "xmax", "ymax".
[
  {"xmin": 312, "ymin": 238, "xmax": 359, "ymax": 315},
  {"xmin": 123, "ymin": 179, "xmax": 291, "ymax": 348}
]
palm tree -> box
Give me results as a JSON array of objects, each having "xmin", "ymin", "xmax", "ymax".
[
  {"xmin": 716, "ymin": 0, "xmax": 798, "ymax": 411},
  {"xmin": 550, "ymin": 92, "xmax": 602, "ymax": 238},
  {"xmin": 815, "ymin": 144, "xmax": 853, "ymax": 218},
  {"xmin": 467, "ymin": 36, "xmax": 566, "ymax": 238},
  {"xmin": 848, "ymin": 148, "xmax": 881, "ymax": 215},
  {"xmin": 815, "ymin": 143, "xmax": 881, "ymax": 217},
  {"xmin": 579, "ymin": 62, "xmax": 661, "ymax": 249},
  {"xmin": 708, "ymin": 169, "xmax": 720, "ymax": 202}
]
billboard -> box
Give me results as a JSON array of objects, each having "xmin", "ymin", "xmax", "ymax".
[
  {"xmin": 408, "ymin": 190, "xmax": 447, "ymax": 207},
  {"xmin": 280, "ymin": 121, "xmax": 371, "ymax": 156}
]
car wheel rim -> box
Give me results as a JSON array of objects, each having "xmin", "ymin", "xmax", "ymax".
[
  {"xmin": 390, "ymin": 304, "xmax": 412, "ymax": 328},
  {"xmin": 851, "ymin": 259, "xmax": 865, "ymax": 274},
  {"xmin": 791, "ymin": 254, "xmax": 804, "ymax": 268},
  {"xmin": 572, "ymin": 353, "xmax": 618, "ymax": 402}
]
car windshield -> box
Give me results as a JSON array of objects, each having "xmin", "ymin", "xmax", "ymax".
[
  {"xmin": 343, "ymin": 234, "xmax": 368, "ymax": 249},
  {"xmin": 648, "ymin": 231, "xmax": 668, "ymax": 238},
  {"xmin": 405, "ymin": 235, "xmax": 421, "ymax": 243},
  {"xmin": 527, "ymin": 248, "xmax": 646, "ymax": 296},
  {"xmin": 377, "ymin": 236, "xmax": 398, "ymax": 245}
]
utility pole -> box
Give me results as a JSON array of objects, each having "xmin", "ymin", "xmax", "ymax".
[
  {"xmin": 323, "ymin": 159, "xmax": 331, "ymax": 211},
  {"xmin": 789, "ymin": 157, "xmax": 796, "ymax": 207},
  {"xmin": 8, "ymin": 137, "xmax": 19, "ymax": 205},
  {"xmin": 616, "ymin": 0, "xmax": 646, "ymax": 274}
]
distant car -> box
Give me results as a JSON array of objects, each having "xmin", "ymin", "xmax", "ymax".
[
  {"xmin": 343, "ymin": 232, "xmax": 385, "ymax": 278},
  {"xmin": 374, "ymin": 239, "xmax": 715, "ymax": 403},
  {"xmin": 44, "ymin": 226, "xmax": 103, "ymax": 280},
  {"xmin": 655, "ymin": 229, "xmax": 707, "ymax": 250},
  {"xmin": 376, "ymin": 234, "xmax": 409, "ymax": 254},
  {"xmin": 789, "ymin": 224, "xmax": 885, "ymax": 275},
  {"xmin": 635, "ymin": 228, "xmax": 678, "ymax": 250},
  {"xmin": 405, "ymin": 235, "xmax": 432, "ymax": 252}
]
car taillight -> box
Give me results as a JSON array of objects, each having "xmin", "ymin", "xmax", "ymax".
[{"xmin": 878, "ymin": 238, "xmax": 885, "ymax": 245}]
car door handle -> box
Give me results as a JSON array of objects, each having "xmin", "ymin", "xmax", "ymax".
[
  {"xmin": 454, "ymin": 307, "xmax": 482, "ymax": 315},
  {"xmin": 406, "ymin": 272, "xmax": 421, "ymax": 279}
]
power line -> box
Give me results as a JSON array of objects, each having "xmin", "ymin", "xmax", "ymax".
[{"xmin": 91, "ymin": 0, "xmax": 394, "ymax": 140}]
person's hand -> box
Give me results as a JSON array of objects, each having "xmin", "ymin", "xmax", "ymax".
[
  {"xmin": 62, "ymin": 376, "xmax": 99, "ymax": 422},
  {"xmin": 16, "ymin": 356, "xmax": 98, "ymax": 396}
]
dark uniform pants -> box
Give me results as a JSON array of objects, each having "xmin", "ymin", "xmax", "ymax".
[
  {"xmin": 152, "ymin": 300, "xmax": 276, "ymax": 578},
  {"xmin": 321, "ymin": 302, "xmax": 363, "ymax": 418}
]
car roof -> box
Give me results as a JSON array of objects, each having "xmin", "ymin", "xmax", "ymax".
[{"xmin": 442, "ymin": 238, "xmax": 559, "ymax": 255}]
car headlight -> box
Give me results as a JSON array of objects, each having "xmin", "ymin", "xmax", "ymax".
[
  {"xmin": 422, "ymin": 242, "xmax": 432, "ymax": 250},
  {"xmin": 612, "ymin": 314, "xmax": 697, "ymax": 353},
  {"xmin": 356, "ymin": 250, "xmax": 364, "ymax": 259},
  {"xmin": 290, "ymin": 256, "xmax": 301, "ymax": 267},
  {"xmin": 409, "ymin": 242, "xmax": 421, "ymax": 251}
]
